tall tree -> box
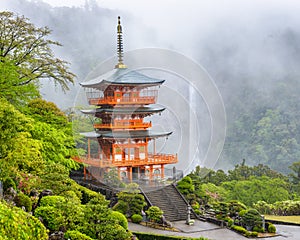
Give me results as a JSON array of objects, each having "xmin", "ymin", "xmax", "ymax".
[{"xmin": 0, "ymin": 11, "xmax": 75, "ymax": 104}]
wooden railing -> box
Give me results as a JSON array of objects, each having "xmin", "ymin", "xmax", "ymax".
[
  {"xmin": 89, "ymin": 96, "xmax": 156, "ymax": 105},
  {"xmin": 73, "ymin": 153, "xmax": 178, "ymax": 168},
  {"xmin": 94, "ymin": 122, "xmax": 151, "ymax": 130}
]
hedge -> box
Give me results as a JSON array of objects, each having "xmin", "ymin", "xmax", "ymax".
[{"xmin": 132, "ymin": 232, "xmax": 208, "ymax": 240}]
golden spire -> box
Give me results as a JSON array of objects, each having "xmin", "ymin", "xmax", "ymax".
[{"xmin": 115, "ymin": 16, "xmax": 127, "ymax": 69}]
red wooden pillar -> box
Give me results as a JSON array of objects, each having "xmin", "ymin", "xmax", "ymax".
[
  {"xmin": 83, "ymin": 166, "xmax": 86, "ymax": 180},
  {"xmin": 149, "ymin": 165, "xmax": 153, "ymax": 182},
  {"xmin": 129, "ymin": 167, "xmax": 132, "ymax": 182},
  {"xmin": 161, "ymin": 164, "xmax": 164, "ymax": 179}
]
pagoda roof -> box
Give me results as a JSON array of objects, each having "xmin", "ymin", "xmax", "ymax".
[
  {"xmin": 80, "ymin": 130, "xmax": 172, "ymax": 140},
  {"xmin": 81, "ymin": 105, "xmax": 165, "ymax": 115},
  {"xmin": 80, "ymin": 68, "xmax": 165, "ymax": 89}
]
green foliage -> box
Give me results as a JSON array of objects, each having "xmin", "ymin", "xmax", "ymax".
[
  {"xmin": 201, "ymin": 183, "xmax": 228, "ymax": 203},
  {"xmin": 14, "ymin": 192, "xmax": 32, "ymax": 212},
  {"xmin": 231, "ymin": 225, "xmax": 248, "ymax": 235},
  {"xmin": 268, "ymin": 223, "xmax": 276, "ymax": 233},
  {"xmin": 131, "ymin": 214, "xmax": 143, "ymax": 223},
  {"xmin": 80, "ymin": 185, "xmax": 102, "ymax": 204},
  {"xmin": 0, "ymin": 58, "xmax": 39, "ymax": 107},
  {"xmin": 26, "ymin": 99, "xmax": 68, "ymax": 127},
  {"xmin": 133, "ymin": 232, "xmax": 208, "ymax": 240},
  {"xmin": 2, "ymin": 177, "xmax": 16, "ymax": 192},
  {"xmin": 241, "ymin": 209, "xmax": 263, "ymax": 230},
  {"xmin": 146, "ymin": 206, "xmax": 163, "ymax": 223},
  {"xmin": 222, "ymin": 176, "xmax": 289, "ymax": 206},
  {"xmin": 79, "ymin": 197, "xmax": 131, "ymax": 240},
  {"xmin": 64, "ymin": 230, "xmax": 94, "ymax": 240},
  {"xmin": 35, "ymin": 195, "xmax": 84, "ymax": 232},
  {"xmin": 0, "ymin": 11, "xmax": 74, "ymax": 92},
  {"xmin": 111, "ymin": 211, "xmax": 128, "ymax": 230},
  {"xmin": 114, "ymin": 186, "xmax": 146, "ymax": 217},
  {"xmin": 34, "ymin": 205, "xmax": 64, "ymax": 231},
  {"xmin": 39, "ymin": 195, "xmax": 66, "ymax": 208},
  {"xmin": 177, "ymin": 176, "xmax": 195, "ymax": 195},
  {"xmin": 103, "ymin": 168, "xmax": 124, "ymax": 188},
  {"xmin": 0, "ymin": 201, "xmax": 48, "ymax": 239}
]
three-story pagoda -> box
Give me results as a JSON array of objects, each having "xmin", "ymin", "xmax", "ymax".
[{"xmin": 75, "ymin": 17, "xmax": 178, "ymax": 183}]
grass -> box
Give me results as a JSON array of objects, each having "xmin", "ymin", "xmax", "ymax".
[{"xmin": 265, "ymin": 215, "xmax": 300, "ymax": 224}]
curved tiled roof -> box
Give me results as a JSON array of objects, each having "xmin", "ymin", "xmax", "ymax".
[
  {"xmin": 80, "ymin": 130, "xmax": 172, "ymax": 139},
  {"xmin": 80, "ymin": 68, "xmax": 165, "ymax": 89},
  {"xmin": 81, "ymin": 105, "xmax": 165, "ymax": 115}
]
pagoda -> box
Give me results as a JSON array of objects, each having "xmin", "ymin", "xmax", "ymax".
[{"xmin": 75, "ymin": 17, "xmax": 178, "ymax": 183}]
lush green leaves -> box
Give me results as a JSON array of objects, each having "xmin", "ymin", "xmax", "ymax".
[
  {"xmin": 0, "ymin": 201, "xmax": 48, "ymax": 239},
  {"xmin": 0, "ymin": 11, "xmax": 75, "ymax": 91}
]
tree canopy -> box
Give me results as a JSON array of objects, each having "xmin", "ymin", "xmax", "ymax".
[{"xmin": 0, "ymin": 11, "xmax": 75, "ymax": 106}]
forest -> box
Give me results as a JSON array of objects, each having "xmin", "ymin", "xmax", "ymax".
[{"xmin": 1, "ymin": 0, "xmax": 300, "ymax": 239}]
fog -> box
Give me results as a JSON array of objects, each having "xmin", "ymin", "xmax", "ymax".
[{"xmin": 1, "ymin": 0, "xmax": 300, "ymax": 173}]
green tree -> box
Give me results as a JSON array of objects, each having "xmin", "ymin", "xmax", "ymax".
[
  {"xmin": 113, "ymin": 184, "xmax": 146, "ymax": 217},
  {"xmin": 79, "ymin": 197, "xmax": 131, "ymax": 240},
  {"xmin": 289, "ymin": 161, "xmax": 300, "ymax": 184},
  {"xmin": 0, "ymin": 11, "xmax": 74, "ymax": 92},
  {"xmin": 222, "ymin": 176, "xmax": 289, "ymax": 206},
  {"xmin": 146, "ymin": 206, "xmax": 163, "ymax": 223}
]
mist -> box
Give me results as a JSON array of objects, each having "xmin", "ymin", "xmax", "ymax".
[{"xmin": 1, "ymin": 0, "xmax": 300, "ymax": 173}]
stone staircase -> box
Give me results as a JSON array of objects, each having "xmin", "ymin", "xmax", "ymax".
[{"xmin": 142, "ymin": 184, "xmax": 195, "ymax": 222}]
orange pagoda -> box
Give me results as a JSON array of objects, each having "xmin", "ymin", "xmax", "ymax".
[{"xmin": 75, "ymin": 17, "xmax": 178, "ymax": 183}]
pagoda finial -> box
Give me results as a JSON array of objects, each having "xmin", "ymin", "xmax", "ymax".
[{"xmin": 115, "ymin": 16, "xmax": 127, "ymax": 69}]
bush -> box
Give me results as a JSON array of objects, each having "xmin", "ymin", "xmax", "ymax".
[
  {"xmin": 34, "ymin": 206, "xmax": 64, "ymax": 231},
  {"xmin": 131, "ymin": 214, "xmax": 143, "ymax": 223},
  {"xmin": 133, "ymin": 231, "xmax": 208, "ymax": 240},
  {"xmin": 268, "ymin": 223, "xmax": 276, "ymax": 233},
  {"xmin": 39, "ymin": 195, "xmax": 66, "ymax": 207},
  {"xmin": 3, "ymin": 177, "xmax": 16, "ymax": 192},
  {"xmin": 113, "ymin": 201, "xmax": 129, "ymax": 215},
  {"xmin": 146, "ymin": 206, "xmax": 163, "ymax": 223},
  {"xmin": 64, "ymin": 230, "xmax": 94, "ymax": 240},
  {"xmin": 79, "ymin": 186, "xmax": 100, "ymax": 204},
  {"xmin": 253, "ymin": 226, "xmax": 264, "ymax": 233},
  {"xmin": 0, "ymin": 201, "xmax": 48, "ymax": 239},
  {"xmin": 111, "ymin": 211, "xmax": 128, "ymax": 230},
  {"xmin": 14, "ymin": 192, "xmax": 32, "ymax": 212},
  {"xmin": 232, "ymin": 225, "xmax": 248, "ymax": 234},
  {"xmin": 227, "ymin": 218, "xmax": 234, "ymax": 227},
  {"xmin": 250, "ymin": 231, "xmax": 258, "ymax": 237}
]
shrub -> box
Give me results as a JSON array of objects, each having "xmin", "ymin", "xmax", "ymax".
[
  {"xmin": 3, "ymin": 177, "xmax": 16, "ymax": 192},
  {"xmin": 0, "ymin": 201, "xmax": 48, "ymax": 239},
  {"xmin": 14, "ymin": 192, "xmax": 32, "ymax": 212},
  {"xmin": 111, "ymin": 211, "xmax": 128, "ymax": 230},
  {"xmin": 241, "ymin": 209, "xmax": 262, "ymax": 230},
  {"xmin": 227, "ymin": 218, "xmax": 234, "ymax": 228},
  {"xmin": 268, "ymin": 223, "xmax": 276, "ymax": 233},
  {"xmin": 253, "ymin": 226, "xmax": 264, "ymax": 233},
  {"xmin": 250, "ymin": 231, "xmax": 258, "ymax": 237},
  {"xmin": 232, "ymin": 225, "xmax": 248, "ymax": 234},
  {"xmin": 113, "ymin": 200, "xmax": 130, "ymax": 215},
  {"xmin": 39, "ymin": 195, "xmax": 66, "ymax": 207},
  {"xmin": 79, "ymin": 186, "xmax": 100, "ymax": 204},
  {"xmin": 64, "ymin": 230, "xmax": 94, "ymax": 240},
  {"xmin": 146, "ymin": 206, "xmax": 163, "ymax": 223},
  {"xmin": 34, "ymin": 206, "xmax": 64, "ymax": 231},
  {"xmin": 132, "ymin": 214, "xmax": 143, "ymax": 223}
]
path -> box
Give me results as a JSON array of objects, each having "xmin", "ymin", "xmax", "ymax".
[{"xmin": 128, "ymin": 220, "xmax": 300, "ymax": 240}]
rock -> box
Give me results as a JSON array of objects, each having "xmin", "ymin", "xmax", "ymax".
[{"xmin": 48, "ymin": 231, "xmax": 64, "ymax": 240}]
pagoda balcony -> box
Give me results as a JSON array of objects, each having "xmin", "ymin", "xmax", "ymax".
[
  {"xmin": 94, "ymin": 121, "xmax": 151, "ymax": 130},
  {"xmin": 73, "ymin": 153, "xmax": 178, "ymax": 168},
  {"xmin": 94, "ymin": 119, "xmax": 151, "ymax": 130},
  {"xmin": 88, "ymin": 96, "xmax": 156, "ymax": 105}
]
